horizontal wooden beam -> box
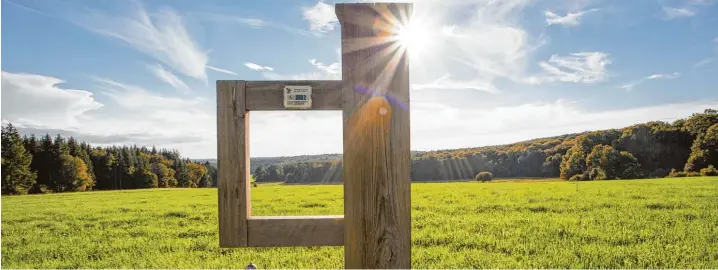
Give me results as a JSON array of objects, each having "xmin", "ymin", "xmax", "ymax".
[
  {"xmin": 247, "ymin": 215, "xmax": 344, "ymax": 247},
  {"xmin": 244, "ymin": 80, "xmax": 342, "ymax": 111}
]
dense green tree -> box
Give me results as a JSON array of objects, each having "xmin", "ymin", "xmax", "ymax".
[
  {"xmin": 1, "ymin": 124, "xmax": 37, "ymax": 194},
  {"xmin": 586, "ymin": 145, "xmax": 641, "ymax": 180},
  {"xmin": 199, "ymin": 173, "xmax": 212, "ymax": 187},
  {"xmin": 150, "ymin": 162, "xmax": 172, "ymax": 188},
  {"xmin": 685, "ymin": 123, "xmax": 718, "ymax": 172},
  {"xmin": 683, "ymin": 109, "xmax": 718, "ymax": 137},
  {"xmin": 134, "ymin": 169, "xmax": 158, "ymax": 188},
  {"xmin": 57, "ymin": 154, "xmax": 93, "ymax": 192},
  {"xmin": 174, "ymin": 160, "xmax": 193, "ymax": 187}
]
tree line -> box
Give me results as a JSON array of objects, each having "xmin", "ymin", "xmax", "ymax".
[
  {"xmin": 1, "ymin": 125, "xmax": 218, "ymax": 195},
  {"xmin": 253, "ymin": 109, "xmax": 718, "ymax": 183}
]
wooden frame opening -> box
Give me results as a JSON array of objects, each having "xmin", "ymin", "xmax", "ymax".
[{"xmin": 217, "ymin": 80, "xmax": 344, "ymax": 247}]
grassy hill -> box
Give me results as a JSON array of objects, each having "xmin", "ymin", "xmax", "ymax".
[{"xmin": 2, "ymin": 177, "xmax": 717, "ymax": 268}]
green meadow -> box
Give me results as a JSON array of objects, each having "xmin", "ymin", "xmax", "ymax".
[{"xmin": 2, "ymin": 177, "xmax": 717, "ymax": 269}]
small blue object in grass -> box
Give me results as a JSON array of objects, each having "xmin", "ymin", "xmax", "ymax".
[{"xmin": 246, "ymin": 262, "xmax": 257, "ymax": 269}]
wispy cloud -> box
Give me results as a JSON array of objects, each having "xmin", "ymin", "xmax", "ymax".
[
  {"xmin": 527, "ymin": 52, "xmax": 612, "ymax": 84},
  {"xmin": 544, "ymin": 8, "xmax": 599, "ymax": 27},
  {"xmin": 236, "ymin": 18, "xmax": 265, "ymax": 28},
  {"xmin": 261, "ymin": 57, "xmax": 341, "ymax": 80},
  {"xmin": 689, "ymin": 0, "xmax": 715, "ymax": 5},
  {"xmin": 302, "ymin": 1, "xmax": 338, "ymax": 35},
  {"xmin": 147, "ymin": 63, "xmax": 192, "ymax": 94},
  {"xmin": 76, "ymin": 1, "xmax": 209, "ymax": 81},
  {"xmin": 645, "ymin": 72, "xmax": 681, "ymax": 79},
  {"xmin": 309, "ymin": 59, "xmax": 340, "ymax": 74},
  {"xmin": 194, "ymin": 12, "xmax": 310, "ymax": 36},
  {"xmin": 619, "ymin": 72, "xmax": 681, "ymax": 91},
  {"xmin": 693, "ymin": 58, "xmax": 714, "ymax": 68},
  {"xmin": 420, "ymin": 0, "xmax": 537, "ymax": 92},
  {"xmin": 262, "ymin": 71, "xmax": 339, "ymax": 81},
  {"xmin": 207, "ymin": 65, "xmax": 239, "ymax": 76},
  {"xmin": 412, "ymin": 74, "xmax": 501, "ymax": 94},
  {"xmin": 2, "ymin": 0, "xmax": 51, "ymax": 17},
  {"xmin": 619, "ymin": 82, "xmax": 640, "ymax": 91},
  {"xmin": 662, "ymin": 6, "xmax": 697, "ymax": 19},
  {"xmin": 244, "ymin": 62, "xmax": 274, "ymax": 71}
]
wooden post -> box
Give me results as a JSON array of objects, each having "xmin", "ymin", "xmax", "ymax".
[
  {"xmin": 336, "ymin": 3, "xmax": 412, "ymax": 269},
  {"xmin": 217, "ymin": 80, "xmax": 251, "ymax": 247},
  {"xmin": 217, "ymin": 2, "xmax": 414, "ymax": 267}
]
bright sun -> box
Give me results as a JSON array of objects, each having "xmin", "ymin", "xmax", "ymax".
[{"xmin": 396, "ymin": 20, "xmax": 430, "ymax": 57}]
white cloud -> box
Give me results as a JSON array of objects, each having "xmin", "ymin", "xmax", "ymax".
[
  {"xmin": 147, "ymin": 63, "xmax": 191, "ymax": 94},
  {"xmin": 1, "ymin": 71, "xmax": 214, "ymax": 158},
  {"xmin": 261, "ymin": 57, "xmax": 341, "ymax": 80},
  {"xmin": 662, "ymin": 6, "xmax": 696, "ymax": 19},
  {"xmin": 244, "ymin": 62, "xmax": 274, "ymax": 71},
  {"xmin": 420, "ymin": 0, "xmax": 535, "ymax": 91},
  {"xmin": 302, "ymin": 1, "xmax": 338, "ymax": 35},
  {"xmin": 409, "ymin": 99, "xmax": 718, "ymax": 151},
  {"xmin": 544, "ymin": 8, "xmax": 598, "ymax": 27},
  {"xmin": 4, "ymin": 71, "xmax": 714, "ymax": 159},
  {"xmin": 527, "ymin": 52, "xmax": 611, "ymax": 84},
  {"xmin": 77, "ymin": 2, "xmax": 208, "ymax": 81},
  {"xmin": 94, "ymin": 78, "xmax": 205, "ymax": 111},
  {"xmin": 248, "ymin": 98, "xmax": 718, "ymax": 156},
  {"xmin": 309, "ymin": 59, "xmax": 341, "ymax": 74},
  {"xmin": 250, "ymin": 111, "xmax": 343, "ymax": 157},
  {"xmin": 207, "ymin": 65, "xmax": 239, "ymax": 76},
  {"xmin": 1, "ymin": 71, "xmax": 104, "ymax": 128},
  {"xmin": 645, "ymin": 72, "xmax": 680, "ymax": 79},
  {"xmin": 440, "ymin": 25, "xmax": 464, "ymax": 37}
]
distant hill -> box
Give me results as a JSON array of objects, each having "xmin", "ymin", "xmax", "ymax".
[
  {"xmin": 194, "ymin": 153, "xmax": 343, "ymax": 171},
  {"xmin": 197, "ymin": 109, "xmax": 718, "ymax": 184},
  {"xmin": 195, "ymin": 151, "xmax": 427, "ymax": 171},
  {"xmin": 251, "ymin": 109, "xmax": 718, "ymax": 184}
]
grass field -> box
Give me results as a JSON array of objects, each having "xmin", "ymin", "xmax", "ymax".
[{"xmin": 2, "ymin": 177, "xmax": 717, "ymax": 268}]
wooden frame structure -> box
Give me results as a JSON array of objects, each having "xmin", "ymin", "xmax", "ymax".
[{"xmin": 217, "ymin": 2, "xmax": 412, "ymax": 268}]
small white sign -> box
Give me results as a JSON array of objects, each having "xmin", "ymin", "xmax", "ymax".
[{"xmin": 283, "ymin": 85, "xmax": 312, "ymax": 109}]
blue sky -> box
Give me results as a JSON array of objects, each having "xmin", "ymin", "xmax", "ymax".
[{"xmin": 2, "ymin": 0, "xmax": 717, "ymax": 158}]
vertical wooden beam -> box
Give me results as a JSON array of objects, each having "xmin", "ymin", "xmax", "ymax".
[
  {"xmin": 336, "ymin": 3, "xmax": 412, "ymax": 269},
  {"xmin": 217, "ymin": 80, "xmax": 251, "ymax": 247}
]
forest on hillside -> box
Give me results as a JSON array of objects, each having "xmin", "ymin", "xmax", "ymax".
[
  {"xmin": 253, "ymin": 109, "xmax": 718, "ymax": 183},
  {"xmin": 1, "ymin": 126, "xmax": 217, "ymax": 195},
  {"xmin": 3, "ymin": 109, "xmax": 717, "ymax": 194}
]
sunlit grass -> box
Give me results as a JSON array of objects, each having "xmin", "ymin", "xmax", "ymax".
[{"xmin": 2, "ymin": 177, "xmax": 717, "ymax": 268}]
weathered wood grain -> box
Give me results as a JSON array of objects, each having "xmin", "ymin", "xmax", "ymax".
[
  {"xmin": 245, "ymin": 80, "xmax": 342, "ymax": 111},
  {"xmin": 217, "ymin": 80, "xmax": 251, "ymax": 247},
  {"xmin": 336, "ymin": 3, "xmax": 413, "ymax": 269},
  {"xmin": 247, "ymin": 216, "xmax": 344, "ymax": 247}
]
